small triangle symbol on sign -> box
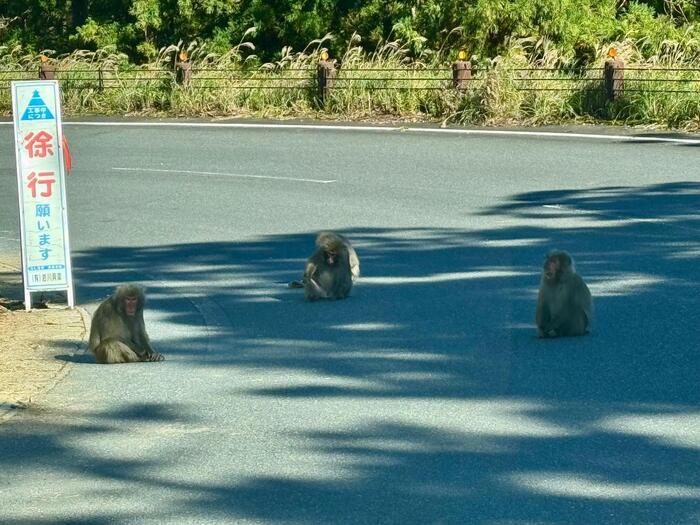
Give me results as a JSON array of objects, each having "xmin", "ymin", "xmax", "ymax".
[{"xmin": 20, "ymin": 90, "xmax": 55, "ymax": 121}]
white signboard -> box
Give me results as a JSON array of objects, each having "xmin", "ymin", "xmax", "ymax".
[{"xmin": 11, "ymin": 80, "xmax": 74, "ymax": 310}]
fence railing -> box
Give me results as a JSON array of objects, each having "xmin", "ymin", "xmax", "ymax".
[{"xmin": 3, "ymin": 58, "xmax": 700, "ymax": 104}]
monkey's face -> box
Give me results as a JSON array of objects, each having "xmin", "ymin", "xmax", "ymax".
[
  {"xmin": 124, "ymin": 296, "xmax": 139, "ymax": 316},
  {"xmin": 324, "ymin": 250, "xmax": 338, "ymax": 265},
  {"xmin": 544, "ymin": 257, "xmax": 560, "ymax": 281}
]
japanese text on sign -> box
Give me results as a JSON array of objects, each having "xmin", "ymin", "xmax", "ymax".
[{"xmin": 11, "ymin": 81, "xmax": 73, "ymax": 301}]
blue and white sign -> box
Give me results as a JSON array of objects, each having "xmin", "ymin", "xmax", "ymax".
[
  {"xmin": 20, "ymin": 90, "xmax": 56, "ymax": 121},
  {"xmin": 11, "ymin": 80, "xmax": 74, "ymax": 310}
]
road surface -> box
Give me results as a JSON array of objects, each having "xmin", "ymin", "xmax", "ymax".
[{"xmin": 0, "ymin": 121, "xmax": 698, "ymax": 524}]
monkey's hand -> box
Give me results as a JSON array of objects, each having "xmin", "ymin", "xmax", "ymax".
[
  {"xmin": 305, "ymin": 277, "xmax": 330, "ymax": 299},
  {"xmin": 143, "ymin": 352, "xmax": 165, "ymax": 362}
]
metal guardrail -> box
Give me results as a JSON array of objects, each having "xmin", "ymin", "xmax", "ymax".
[{"xmin": 2, "ymin": 60, "xmax": 700, "ymax": 99}]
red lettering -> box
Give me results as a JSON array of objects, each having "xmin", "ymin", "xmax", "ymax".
[
  {"xmin": 27, "ymin": 171, "xmax": 56, "ymax": 198},
  {"xmin": 24, "ymin": 131, "xmax": 54, "ymax": 159}
]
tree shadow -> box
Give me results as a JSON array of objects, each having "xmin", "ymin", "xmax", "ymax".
[
  {"xmin": 2, "ymin": 181, "xmax": 698, "ymax": 523},
  {"xmin": 173, "ymin": 417, "xmax": 700, "ymax": 524},
  {"xmin": 2, "ymin": 403, "xmax": 696, "ymax": 524},
  {"xmin": 481, "ymin": 181, "xmax": 700, "ymax": 222},
  {"xmin": 0, "ymin": 401, "xmax": 196, "ymax": 524},
  {"xmin": 63, "ymin": 182, "xmax": 699, "ymax": 403},
  {"xmin": 55, "ymin": 353, "xmax": 94, "ymax": 364},
  {"xmin": 630, "ymin": 131, "xmax": 700, "ymax": 147}
]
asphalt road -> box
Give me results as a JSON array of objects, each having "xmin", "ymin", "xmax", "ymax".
[{"xmin": 0, "ymin": 121, "xmax": 699, "ymax": 524}]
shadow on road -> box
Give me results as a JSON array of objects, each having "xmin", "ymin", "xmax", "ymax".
[
  {"xmin": 67, "ymin": 181, "xmax": 700, "ymax": 404},
  {"xmin": 2, "ymin": 181, "xmax": 698, "ymax": 524},
  {"xmin": 54, "ymin": 352, "xmax": 94, "ymax": 364}
]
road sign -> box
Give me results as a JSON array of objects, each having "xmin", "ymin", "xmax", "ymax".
[{"xmin": 11, "ymin": 80, "xmax": 74, "ymax": 310}]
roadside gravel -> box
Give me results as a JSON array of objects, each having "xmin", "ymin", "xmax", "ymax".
[{"xmin": 0, "ymin": 253, "xmax": 88, "ymax": 422}]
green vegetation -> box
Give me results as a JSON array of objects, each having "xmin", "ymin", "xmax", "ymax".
[{"xmin": 2, "ymin": 0, "xmax": 700, "ymax": 128}]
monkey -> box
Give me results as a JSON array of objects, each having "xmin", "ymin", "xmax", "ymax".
[
  {"xmin": 316, "ymin": 231, "xmax": 360, "ymax": 282},
  {"xmin": 535, "ymin": 250, "xmax": 592, "ymax": 338},
  {"xmin": 289, "ymin": 231, "xmax": 360, "ymax": 301},
  {"xmin": 88, "ymin": 284, "xmax": 164, "ymax": 364}
]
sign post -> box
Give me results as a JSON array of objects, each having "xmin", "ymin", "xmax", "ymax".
[{"xmin": 11, "ymin": 80, "xmax": 74, "ymax": 310}]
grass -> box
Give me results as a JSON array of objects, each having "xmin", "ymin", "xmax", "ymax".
[{"xmin": 2, "ymin": 35, "xmax": 700, "ymax": 130}]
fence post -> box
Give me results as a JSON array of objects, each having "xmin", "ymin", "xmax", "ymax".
[
  {"xmin": 604, "ymin": 50, "xmax": 624, "ymax": 101},
  {"xmin": 39, "ymin": 55, "xmax": 55, "ymax": 80},
  {"xmin": 452, "ymin": 50, "xmax": 472, "ymax": 91},
  {"xmin": 317, "ymin": 52, "xmax": 336, "ymax": 105},
  {"xmin": 98, "ymin": 68, "xmax": 104, "ymax": 92}
]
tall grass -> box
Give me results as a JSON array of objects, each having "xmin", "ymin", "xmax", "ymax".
[
  {"xmin": 3, "ymin": 34, "xmax": 700, "ymax": 129},
  {"xmin": 171, "ymin": 35, "xmax": 318, "ymax": 118},
  {"xmin": 322, "ymin": 34, "xmax": 456, "ymax": 120},
  {"xmin": 604, "ymin": 39, "xmax": 700, "ymax": 127}
]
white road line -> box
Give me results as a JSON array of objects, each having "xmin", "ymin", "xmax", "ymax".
[
  {"xmin": 415, "ymin": 127, "xmax": 700, "ymax": 144},
  {"xmin": 3, "ymin": 120, "xmax": 699, "ymax": 144},
  {"xmin": 69, "ymin": 122, "xmax": 399, "ymax": 133},
  {"xmin": 112, "ymin": 166, "xmax": 336, "ymax": 184}
]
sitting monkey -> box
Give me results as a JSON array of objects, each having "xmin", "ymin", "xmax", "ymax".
[
  {"xmin": 536, "ymin": 250, "xmax": 592, "ymax": 337},
  {"xmin": 290, "ymin": 231, "xmax": 360, "ymax": 301},
  {"xmin": 89, "ymin": 284, "xmax": 164, "ymax": 363}
]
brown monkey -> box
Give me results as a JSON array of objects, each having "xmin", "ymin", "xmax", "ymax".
[
  {"xmin": 316, "ymin": 231, "xmax": 360, "ymax": 281},
  {"xmin": 88, "ymin": 284, "xmax": 164, "ymax": 364},
  {"xmin": 535, "ymin": 250, "xmax": 592, "ymax": 338},
  {"xmin": 290, "ymin": 231, "xmax": 360, "ymax": 300}
]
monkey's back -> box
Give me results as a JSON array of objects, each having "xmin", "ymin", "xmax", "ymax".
[
  {"xmin": 536, "ymin": 271, "xmax": 592, "ymax": 337},
  {"xmin": 573, "ymin": 273, "xmax": 593, "ymax": 320},
  {"xmin": 89, "ymin": 297, "xmax": 132, "ymax": 349}
]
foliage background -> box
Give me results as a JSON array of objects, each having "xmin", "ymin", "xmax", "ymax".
[
  {"xmin": 3, "ymin": 0, "xmax": 700, "ymax": 65},
  {"xmin": 4, "ymin": 1, "xmax": 700, "ymax": 128}
]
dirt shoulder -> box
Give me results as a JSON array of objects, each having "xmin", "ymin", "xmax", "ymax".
[{"xmin": 0, "ymin": 253, "xmax": 88, "ymax": 422}]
